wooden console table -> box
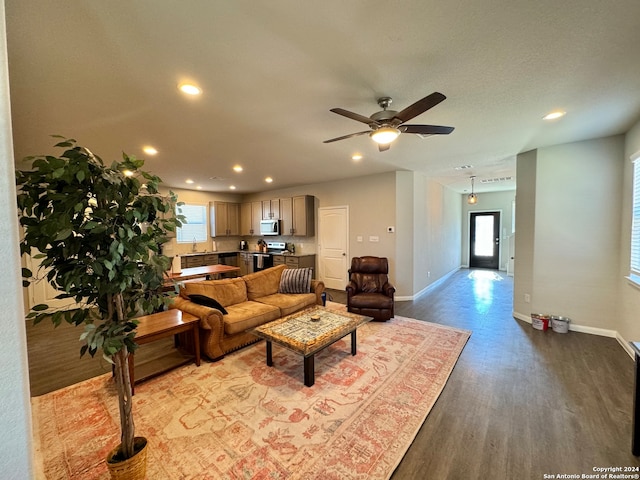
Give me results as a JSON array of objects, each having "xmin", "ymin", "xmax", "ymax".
[{"xmin": 129, "ymin": 309, "xmax": 200, "ymax": 394}]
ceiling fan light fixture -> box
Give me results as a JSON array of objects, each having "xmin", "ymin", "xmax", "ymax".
[{"xmin": 370, "ymin": 127, "xmax": 400, "ymax": 145}]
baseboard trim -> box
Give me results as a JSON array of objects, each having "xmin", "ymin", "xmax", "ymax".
[
  {"xmin": 396, "ymin": 266, "xmax": 461, "ymax": 302},
  {"xmin": 512, "ymin": 311, "xmax": 620, "ymax": 342},
  {"xmin": 616, "ymin": 332, "xmax": 635, "ymax": 359}
]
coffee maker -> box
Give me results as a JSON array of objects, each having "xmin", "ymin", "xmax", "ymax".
[{"xmin": 239, "ymin": 240, "xmax": 247, "ymax": 250}]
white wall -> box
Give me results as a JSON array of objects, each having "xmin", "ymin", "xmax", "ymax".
[
  {"xmin": 514, "ymin": 136, "xmax": 625, "ymax": 330},
  {"xmin": 461, "ymin": 190, "xmax": 516, "ymax": 270},
  {"xmin": 0, "ymin": 2, "xmax": 34, "ymax": 476}
]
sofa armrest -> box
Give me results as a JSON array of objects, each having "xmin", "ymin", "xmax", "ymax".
[
  {"xmin": 311, "ymin": 279, "xmax": 325, "ymax": 305},
  {"xmin": 169, "ymin": 297, "xmax": 226, "ymax": 360}
]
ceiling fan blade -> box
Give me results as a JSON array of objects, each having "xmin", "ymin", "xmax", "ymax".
[
  {"xmin": 401, "ymin": 124, "xmax": 455, "ymax": 135},
  {"xmin": 393, "ymin": 92, "xmax": 446, "ymax": 123},
  {"xmin": 330, "ymin": 108, "xmax": 379, "ymax": 126},
  {"xmin": 323, "ymin": 130, "xmax": 371, "ymax": 143},
  {"xmin": 378, "ymin": 143, "xmax": 391, "ymax": 152}
]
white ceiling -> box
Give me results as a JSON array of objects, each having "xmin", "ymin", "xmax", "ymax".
[{"xmin": 6, "ymin": 1, "xmax": 640, "ymax": 195}]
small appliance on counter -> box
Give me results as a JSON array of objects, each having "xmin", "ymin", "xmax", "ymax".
[{"xmin": 239, "ymin": 240, "xmax": 247, "ymax": 250}]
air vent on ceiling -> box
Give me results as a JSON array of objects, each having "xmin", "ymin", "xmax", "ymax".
[
  {"xmin": 480, "ymin": 176, "xmax": 513, "ymax": 184},
  {"xmin": 455, "ymin": 165, "xmax": 474, "ymax": 170}
]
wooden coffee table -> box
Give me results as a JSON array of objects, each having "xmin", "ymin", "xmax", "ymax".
[
  {"xmin": 129, "ymin": 309, "xmax": 200, "ymax": 394},
  {"xmin": 250, "ymin": 306, "xmax": 372, "ymax": 387}
]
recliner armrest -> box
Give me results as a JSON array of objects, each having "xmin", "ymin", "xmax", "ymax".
[{"xmin": 382, "ymin": 282, "xmax": 396, "ymax": 297}]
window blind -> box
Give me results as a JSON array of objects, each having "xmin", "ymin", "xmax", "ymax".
[
  {"xmin": 631, "ymin": 159, "xmax": 640, "ymax": 275},
  {"xmin": 176, "ymin": 204, "xmax": 208, "ymax": 243}
]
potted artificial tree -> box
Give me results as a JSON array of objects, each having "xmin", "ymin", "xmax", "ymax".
[{"xmin": 16, "ymin": 137, "xmax": 182, "ymax": 479}]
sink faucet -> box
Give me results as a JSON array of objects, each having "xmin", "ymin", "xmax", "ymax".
[{"xmin": 192, "ymin": 237, "xmax": 197, "ymax": 252}]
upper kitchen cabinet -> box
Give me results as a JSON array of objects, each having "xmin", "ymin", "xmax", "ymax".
[
  {"xmin": 210, "ymin": 201, "xmax": 240, "ymax": 237},
  {"xmin": 240, "ymin": 201, "xmax": 262, "ymax": 236},
  {"xmin": 262, "ymin": 199, "xmax": 280, "ymax": 220},
  {"xmin": 280, "ymin": 195, "xmax": 315, "ymax": 236}
]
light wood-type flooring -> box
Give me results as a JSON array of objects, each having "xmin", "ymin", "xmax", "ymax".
[{"xmin": 26, "ymin": 269, "xmax": 640, "ymax": 479}]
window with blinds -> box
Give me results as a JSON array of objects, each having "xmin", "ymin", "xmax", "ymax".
[
  {"xmin": 176, "ymin": 203, "xmax": 208, "ymax": 243},
  {"xmin": 631, "ymin": 158, "xmax": 640, "ymax": 279}
]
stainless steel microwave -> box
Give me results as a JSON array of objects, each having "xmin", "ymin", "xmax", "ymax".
[{"xmin": 259, "ymin": 219, "xmax": 280, "ymax": 236}]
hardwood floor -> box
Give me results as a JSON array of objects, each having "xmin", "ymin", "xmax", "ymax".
[{"xmin": 26, "ymin": 269, "xmax": 640, "ymax": 478}]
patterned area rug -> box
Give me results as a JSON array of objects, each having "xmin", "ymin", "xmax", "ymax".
[{"xmin": 32, "ymin": 310, "xmax": 471, "ymax": 479}]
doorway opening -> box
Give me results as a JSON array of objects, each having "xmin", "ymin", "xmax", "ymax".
[{"xmin": 469, "ymin": 211, "xmax": 500, "ymax": 269}]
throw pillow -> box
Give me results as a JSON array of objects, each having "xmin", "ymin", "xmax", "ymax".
[
  {"xmin": 278, "ymin": 267, "xmax": 312, "ymax": 294},
  {"xmin": 188, "ymin": 294, "xmax": 228, "ymax": 314}
]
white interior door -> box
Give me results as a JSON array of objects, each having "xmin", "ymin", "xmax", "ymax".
[{"xmin": 318, "ymin": 206, "xmax": 348, "ymax": 290}]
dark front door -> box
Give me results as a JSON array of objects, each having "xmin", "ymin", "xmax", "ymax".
[{"xmin": 469, "ymin": 212, "xmax": 500, "ymax": 269}]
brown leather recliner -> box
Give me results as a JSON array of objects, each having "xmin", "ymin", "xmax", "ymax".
[{"xmin": 346, "ymin": 256, "xmax": 395, "ymax": 321}]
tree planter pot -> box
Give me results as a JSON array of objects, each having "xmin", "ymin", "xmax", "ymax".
[{"xmin": 106, "ymin": 437, "xmax": 148, "ymax": 480}]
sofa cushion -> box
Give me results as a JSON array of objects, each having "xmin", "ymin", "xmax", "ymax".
[
  {"xmin": 223, "ymin": 301, "xmax": 281, "ymax": 335},
  {"xmin": 278, "ymin": 267, "xmax": 312, "ymax": 294},
  {"xmin": 180, "ymin": 277, "xmax": 247, "ymax": 307},
  {"xmin": 243, "ymin": 264, "xmax": 286, "ymax": 300},
  {"xmin": 255, "ymin": 293, "xmax": 317, "ymax": 317},
  {"xmin": 188, "ymin": 294, "xmax": 228, "ymax": 314}
]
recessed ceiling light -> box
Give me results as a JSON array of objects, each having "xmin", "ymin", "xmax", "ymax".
[
  {"xmin": 352, "ymin": 153, "xmax": 363, "ymax": 161},
  {"xmin": 233, "ymin": 165, "xmax": 243, "ymax": 172},
  {"xmin": 185, "ymin": 179, "xmax": 194, "ymax": 184},
  {"xmin": 265, "ymin": 177, "xmax": 273, "ymax": 183},
  {"xmin": 143, "ymin": 146, "xmax": 158, "ymax": 155},
  {"xmin": 229, "ymin": 185, "xmax": 237, "ymax": 190},
  {"xmin": 196, "ymin": 186, "xmax": 202, "ymax": 190},
  {"xmin": 178, "ymin": 83, "xmax": 202, "ymax": 96},
  {"xmin": 543, "ymin": 110, "xmax": 566, "ymax": 120}
]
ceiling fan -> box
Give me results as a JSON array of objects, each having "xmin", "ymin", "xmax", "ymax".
[{"xmin": 323, "ymin": 92, "xmax": 454, "ymax": 152}]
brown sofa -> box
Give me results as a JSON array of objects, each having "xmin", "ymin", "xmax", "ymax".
[{"xmin": 170, "ymin": 264, "xmax": 325, "ymax": 360}]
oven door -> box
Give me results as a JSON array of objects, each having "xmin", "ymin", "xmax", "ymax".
[{"xmin": 253, "ymin": 253, "xmax": 273, "ymax": 272}]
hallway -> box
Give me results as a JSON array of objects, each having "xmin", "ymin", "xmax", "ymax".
[{"xmin": 334, "ymin": 268, "xmax": 639, "ymax": 479}]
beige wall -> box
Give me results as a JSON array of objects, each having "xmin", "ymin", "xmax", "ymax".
[
  {"xmin": 0, "ymin": 1, "xmax": 34, "ymax": 475},
  {"xmin": 411, "ymin": 173, "xmax": 462, "ymax": 298},
  {"xmin": 514, "ymin": 136, "xmax": 625, "ymax": 331},
  {"xmin": 461, "ymin": 190, "xmax": 516, "ymax": 270},
  {"xmin": 513, "ymin": 149, "xmax": 537, "ymax": 317},
  {"xmin": 619, "ymin": 117, "xmax": 640, "ymax": 341},
  {"xmin": 243, "ymin": 172, "xmax": 400, "ymax": 286}
]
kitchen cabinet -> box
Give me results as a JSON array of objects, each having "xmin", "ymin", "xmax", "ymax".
[
  {"xmin": 240, "ymin": 201, "xmax": 262, "ymax": 236},
  {"xmin": 279, "ymin": 197, "xmax": 293, "ymax": 235},
  {"xmin": 181, "ymin": 253, "xmax": 219, "ymax": 269},
  {"xmin": 292, "ymin": 195, "xmax": 314, "ymax": 236},
  {"xmin": 210, "ymin": 201, "xmax": 240, "ymax": 237},
  {"xmin": 280, "ymin": 195, "xmax": 315, "ymax": 236},
  {"xmin": 239, "ymin": 252, "xmax": 254, "ymax": 276},
  {"xmin": 273, "ymin": 254, "xmax": 316, "ymax": 276},
  {"xmin": 262, "ymin": 199, "xmax": 280, "ymax": 220}
]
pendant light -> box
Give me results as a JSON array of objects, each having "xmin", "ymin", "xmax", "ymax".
[{"xmin": 467, "ymin": 176, "xmax": 478, "ymax": 205}]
